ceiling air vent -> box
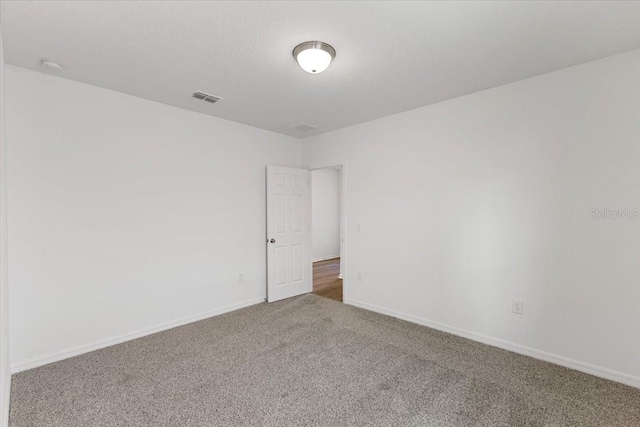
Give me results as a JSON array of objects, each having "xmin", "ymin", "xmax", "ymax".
[
  {"xmin": 291, "ymin": 123, "xmax": 318, "ymax": 132},
  {"xmin": 192, "ymin": 91, "xmax": 221, "ymax": 104}
]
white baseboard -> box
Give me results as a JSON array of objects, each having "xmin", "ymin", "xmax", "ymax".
[
  {"xmin": 344, "ymin": 298, "xmax": 640, "ymax": 390},
  {"xmin": 11, "ymin": 297, "xmax": 265, "ymax": 374},
  {"xmin": 312, "ymin": 255, "xmax": 340, "ymax": 263}
]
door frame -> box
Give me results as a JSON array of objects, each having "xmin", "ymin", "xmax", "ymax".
[{"xmin": 309, "ymin": 163, "xmax": 347, "ymax": 302}]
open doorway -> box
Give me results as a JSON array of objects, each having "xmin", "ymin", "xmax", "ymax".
[{"xmin": 311, "ymin": 166, "xmax": 343, "ymax": 302}]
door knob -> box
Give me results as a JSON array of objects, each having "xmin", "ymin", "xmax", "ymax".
[{"xmin": 269, "ymin": 238, "xmax": 276, "ymax": 243}]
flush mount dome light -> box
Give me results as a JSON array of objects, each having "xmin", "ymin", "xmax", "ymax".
[{"xmin": 293, "ymin": 41, "xmax": 336, "ymax": 74}]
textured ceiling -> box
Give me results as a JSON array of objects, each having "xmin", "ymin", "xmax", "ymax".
[{"xmin": 2, "ymin": 1, "xmax": 639, "ymax": 138}]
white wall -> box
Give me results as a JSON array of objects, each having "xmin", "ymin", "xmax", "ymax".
[
  {"xmin": 5, "ymin": 66, "xmax": 302, "ymax": 370},
  {"xmin": 303, "ymin": 50, "xmax": 640, "ymax": 387},
  {"xmin": 0, "ymin": 23, "xmax": 11, "ymax": 427},
  {"xmin": 311, "ymin": 168, "xmax": 340, "ymax": 261}
]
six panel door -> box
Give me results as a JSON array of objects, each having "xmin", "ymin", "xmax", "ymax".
[{"xmin": 266, "ymin": 166, "xmax": 311, "ymax": 302}]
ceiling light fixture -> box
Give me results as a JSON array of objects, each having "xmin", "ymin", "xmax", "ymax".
[
  {"xmin": 293, "ymin": 41, "xmax": 336, "ymax": 74},
  {"xmin": 41, "ymin": 59, "xmax": 63, "ymax": 72}
]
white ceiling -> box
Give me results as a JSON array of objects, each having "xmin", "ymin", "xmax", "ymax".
[{"xmin": 2, "ymin": 1, "xmax": 639, "ymax": 138}]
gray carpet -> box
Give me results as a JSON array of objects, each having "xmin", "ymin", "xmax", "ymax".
[{"xmin": 9, "ymin": 294, "xmax": 640, "ymax": 426}]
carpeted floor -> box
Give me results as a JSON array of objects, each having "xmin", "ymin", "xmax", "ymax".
[{"xmin": 9, "ymin": 294, "xmax": 640, "ymax": 426}]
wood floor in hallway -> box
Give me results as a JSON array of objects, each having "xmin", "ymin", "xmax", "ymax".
[{"xmin": 312, "ymin": 258, "xmax": 342, "ymax": 302}]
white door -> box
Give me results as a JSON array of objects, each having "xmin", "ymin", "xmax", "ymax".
[{"xmin": 266, "ymin": 166, "xmax": 311, "ymax": 302}]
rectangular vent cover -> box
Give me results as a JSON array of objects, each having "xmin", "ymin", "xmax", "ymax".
[
  {"xmin": 291, "ymin": 123, "xmax": 318, "ymax": 132},
  {"xmin": 192, "ymin": 91, "xmax": 221, "ymax": 104}
]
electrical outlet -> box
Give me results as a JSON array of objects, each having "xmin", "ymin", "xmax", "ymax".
[
  {"xmin": 357, "ymin": 272, "xmax": 363, "ymax": 282},
  {"xmin": 238, "ymin": 273, "xmax": 245, "ymax": 283},
  {"xmin": 356, "ymin": 223, "xmax": 363, "ymax": 233},
  {"xmin": 512, "ymin": 299, "xmax": 523, "ymax": 314}
]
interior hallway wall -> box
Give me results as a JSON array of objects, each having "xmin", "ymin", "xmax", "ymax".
[{"xmin": 311, "ymin": 168, "xmax": 341, "ymax": 262}]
